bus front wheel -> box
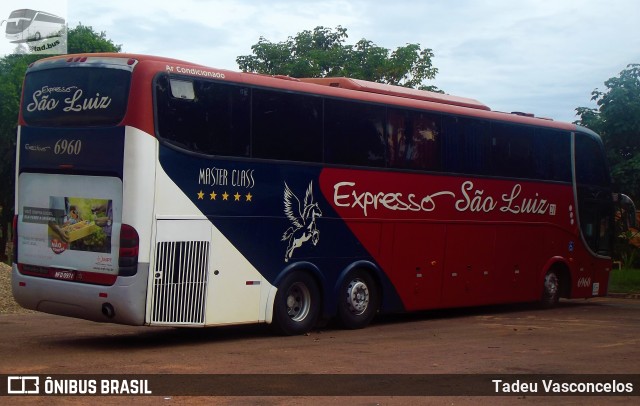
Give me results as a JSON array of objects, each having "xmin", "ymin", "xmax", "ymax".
[
  {"xmin": 271, "ymin": 271, "xmax": 320, "ymax": 335},
  {"xmin": 540, "ymin": 269, "xmax": 560, "ymax": 308},
  {"xmin": 337, "ymin": 270, "xmax": 379, "ymax": 329}
]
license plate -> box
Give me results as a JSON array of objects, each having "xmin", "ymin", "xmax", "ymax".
[{"xmin": 53, "ymin": 270, "xmax": 76, "ymax": 281}]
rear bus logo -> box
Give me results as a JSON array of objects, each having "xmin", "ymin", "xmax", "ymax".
[
  {"xmin": 26, "ymin": 86, "xmax": 113, "ymax": 114},
  {"xmin": 282, "ymin": 181, "xmax": 322, "ymax": 262}
]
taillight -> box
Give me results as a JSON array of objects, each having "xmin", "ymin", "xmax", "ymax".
[
  {"xmin": 12, "ymin": 215, "xmax": 18, "ymax": 264},
  {"xmin": 119, "ymin": 224, "xmax": 139, "ymax": 276}
]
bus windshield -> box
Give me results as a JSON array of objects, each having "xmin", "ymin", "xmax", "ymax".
[{"xmin": 22, "ymin": 66, "xmax": 131, "ymax": 127}]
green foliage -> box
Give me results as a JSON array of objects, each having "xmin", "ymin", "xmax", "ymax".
[
  {"xmin": 237, "ymin": 26, "xmax": 440, "ymax": 91},
  {"xmin": 67, "ymin": 23, "xmax": 122, "ymax": 54},
  {"xmin": 615, "ymin": 229, "xmax": 640, "ymax": 268},
  {"xmin": 0, "ymin": 54, "xmax": 41, "ymax": 260},
  {"xmin": 608, "ymin": 267, "xmax": 640, "ymax": 294},
  {"xmin": 576, "ymin": 64, "xmax": 640, "ymax": 200},
  {"xmin": 0, "ymin": 24, "xmax": 120, "ymax": 260}
]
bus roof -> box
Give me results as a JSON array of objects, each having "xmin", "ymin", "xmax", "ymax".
[
  {"xmin": 25, "ymin": 53, "xmax": 578, "ymax": 132},
  {"xmin": 299, "ymin": 77, "xmax": 490, "ymax": 111}
]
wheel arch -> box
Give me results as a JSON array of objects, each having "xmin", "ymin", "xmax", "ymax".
[{"xmin": 265, "ymin": 261, "xmax": 326, "ymax": 324}]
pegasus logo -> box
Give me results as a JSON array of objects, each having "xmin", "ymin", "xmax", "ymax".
[{"xmin": 282, "ymin": 181, "xmax": 323, "ymax": 262}]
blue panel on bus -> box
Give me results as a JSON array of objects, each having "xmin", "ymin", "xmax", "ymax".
[
  {"xmin": 19, "ymin": 126, "xmax": 125, "ymax": 177},
  {"xmin": 158, "ymin": 144, "xmax": 405, "ymax": 313}
]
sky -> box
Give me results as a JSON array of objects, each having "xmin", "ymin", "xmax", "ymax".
[{"xmin": 2, "ymin": 0, "xmax": 639, "ymax": 123}]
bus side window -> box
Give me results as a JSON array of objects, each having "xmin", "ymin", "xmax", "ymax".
[
  {"xmin": 324, "ymin": 99, "xmax": 386, "ymax": 167},
  {"xmin": 387, "ymin": 109, "xmax": 441, "ymax": 171},
  {"xmin": 575, "ymin": 136, "xmax": 609, "ymax": 187},
  {"xmin": 531, "ymin": 129, "xmax": 571, "ymax": 182},
  {"xmin": 156, "ymin": 75, "xmax": 250, "ymax": 157},
  {"xmin": 442, "ymin": 116, "xmax": 490, "ymax": 175},
  {"xmin": 491, "ymin": 123, "xmax": 534, "ymax": 179},
  {"xmin": 252, "ymin": 89, "xmax": 323, "ymax": 163}
]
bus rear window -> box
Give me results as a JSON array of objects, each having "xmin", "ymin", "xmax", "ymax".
[{"xmin": 22, "ymin": 67, "xmax": 131, "ymax": 127}]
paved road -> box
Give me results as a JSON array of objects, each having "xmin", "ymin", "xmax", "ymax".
[{"xmin": 1, "ymin": 297, "xmax": 639, "ymax": 405}]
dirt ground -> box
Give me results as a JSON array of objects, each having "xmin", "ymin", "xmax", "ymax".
[{"xmin": 2, "ymin": 263, "xmax": 639, "ymax": 405}]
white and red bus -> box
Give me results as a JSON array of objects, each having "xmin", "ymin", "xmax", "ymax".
[
  {"xmin": 12, "ymin": 53, "xmax": 627, "ymax": 335},
  {"xmin": 3, "ymin": 9, "xmax": 65, "ymax": 43}
]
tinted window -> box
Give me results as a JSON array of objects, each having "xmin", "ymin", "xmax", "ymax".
[
  {"xmin": 575, "ymin": 134, "xmax": 609, "ymax": 186},
  {"xmin": 252, "ymin": 89, "xmax": 323, "ymax": 162},
  {"xmin": 387, "ymin": 108, "xmax": 441, "ymax": 171},
  {"xmin": 491, "ymin": 123, "xmax": 534, "ymax": 178},
  {"xmin": 442, "ymin": 116, "xmax": 491, "ymax": 174},
  {"xmin": 532, "ymin": 128, "xmax": 571, "ymax": 182},
  {"xmin": 22, "ymin": 67, "xmax": 131, "ymax": 127},
  {"xmin": 155, "ymin": 75, "xmax": 250, "ymax": 157},
  {"xmin": 490, "ymin": 124, "xmax": 572, "ymax": 182},
  {"xmin": 156, "ymin": 73, "xmax": 579, "ymax": 183},
  {"xmin": 325, "ymin": 99, "xmax": 386, "ymax": 167}
]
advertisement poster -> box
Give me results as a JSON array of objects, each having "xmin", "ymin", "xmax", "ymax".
[
  {"xmin": 18, "ymin": 173, "xmax": 122, "ymax": 274},
  {"xmin": 44, "ymin": 196, "xmax": 113, "ymax": 254}
]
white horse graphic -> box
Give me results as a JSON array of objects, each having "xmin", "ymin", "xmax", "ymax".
[{"xmin": 282, "ymin": 181, "xmax": 322, "ymax": 262}]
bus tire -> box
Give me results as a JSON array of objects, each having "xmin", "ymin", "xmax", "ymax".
[
  {"xmin": 540, "ymin": 269, "xmax": 560, "ymax": 308},
  {"xmin": 271, "ymin": 271, "xmax": 320, "ymax": 335},
  {"xmin": 337, "ymin": 270, "xmax": 379, "ymax": 329}
]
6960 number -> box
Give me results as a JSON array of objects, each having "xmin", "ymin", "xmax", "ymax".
[{"xmin": 54, "ymin": 139, "xmax": 82, "ymax": 155}]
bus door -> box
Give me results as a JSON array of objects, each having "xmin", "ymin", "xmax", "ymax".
[{"xmin": 574, "ymin": 132, "xmax": 614, "ymax": 296}]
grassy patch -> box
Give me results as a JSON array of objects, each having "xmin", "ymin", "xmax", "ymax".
[{"xmin": 609, "ymin": 268, "xmax": 640, "ymax": 293}]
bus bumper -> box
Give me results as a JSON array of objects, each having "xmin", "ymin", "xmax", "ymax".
[{"xmin": 11, "ymin": 263, "xmax": 149, "ymax": 326}]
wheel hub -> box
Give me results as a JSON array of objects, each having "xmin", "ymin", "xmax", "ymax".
[
  {"xmin": 346, "ymin": 280, "xmax": 369, "ymax": 315},
  {"xmin": 545, "ymin": 273, "xmax": 558, "ymax": 295},
  {"xmin": 286, "ymin": 282, "xmax": 310, "ymax": 322}
]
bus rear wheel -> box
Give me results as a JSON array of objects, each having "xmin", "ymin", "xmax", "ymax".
[
  {"xmin": 337, "ymin": 270, "xmax": 379, "ymax": 329},
  {"xmin": 540, "ymin": 269, "xmax": 560, "ymax": 308},
  {"xmin": 271, "ymin": 271, "xmax": 320, "ymax": 335}
]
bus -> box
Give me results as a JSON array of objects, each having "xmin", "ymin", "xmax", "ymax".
[
  {"xmin": 3, "ymin": 9, "xmax": 65, "ymax": 43},
  {"xmin": 12, "ymin": 53, "xmax": 631, "ymax": 335}
]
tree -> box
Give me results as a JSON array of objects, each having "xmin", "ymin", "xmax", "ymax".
[
  {"xmin": 237, "ymin": 26, "xmax": 440, "ymax": 91},
  {"xmin": 0, "ymin": 24, "xmax": 121, "ymax": 261},
  {"xmin": 67, "ymin": 23, "xmax": 122, "ymax": 54},
  {"xmin": 576, "ymin": 64, "xmax": 640, "ymax": 266},
  {"xmin": 575, "ymin": 64, "xmax": 640, "ymax": 201}
]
